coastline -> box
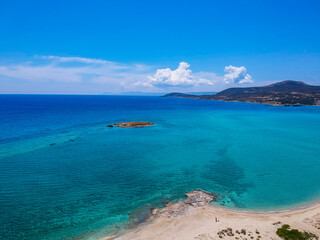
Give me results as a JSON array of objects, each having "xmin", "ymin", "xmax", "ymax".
[
  {"xmin": 211, "ymin": 196, "xmax": 320, "ymax": 215},
  {"xmin": 164, "ymin": 95, "xmax": 320, "ymax": 107},
  {"xmin": 101, "ymin": 191, "xmax": 320, "ymax": 240}
]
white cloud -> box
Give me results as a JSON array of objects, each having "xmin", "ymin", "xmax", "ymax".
[
  {"xmin": 41, "ymin": 55, "xmax": 111, "ymax": 64},
  {"xmin": 0, "ymin": 65, "xmax": 83, "ymax": 83},
  {"xmin": 0, "ymin": 56, "xmax": 151, "ymax": 93},
  {"xmin": 0, "ymin": 56, "xmax": 255, "ymax": 94},
  {"xmin": 136, "ymin": 62, "xmax": 215, "ymax": 87},
  {"xmin": 224, "ymin": 65, "xmax": 254, "ymax": 84}
]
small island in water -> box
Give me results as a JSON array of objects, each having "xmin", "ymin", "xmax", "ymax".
[
  {"xmin": 107, "ymin": 122, "xmax": 154, "ymax": 128},
  {"xmin": 163, "ymin": 80, "xmax": 320, "ymax": 106}
]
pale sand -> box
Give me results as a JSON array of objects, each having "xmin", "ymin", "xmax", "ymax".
[{"xmin": 103, "ymin": 201, "xmax": 320, "ymax": 240}]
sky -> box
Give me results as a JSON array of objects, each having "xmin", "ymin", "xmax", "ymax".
[{"xmin": 0, "ymin": 0, "xmax": 320, "ymax": 94}]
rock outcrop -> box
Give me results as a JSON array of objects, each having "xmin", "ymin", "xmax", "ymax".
[
  {"xmin": 107, "ymin": 122, "xmax": 154, "ymax": 128},
  {"xmin": 126, "ymin": 190, "xmax": 219, "ymax": 228},
  {"xmin": 158, "ymin": 190, "xmax": 219, "ymax": 218}
]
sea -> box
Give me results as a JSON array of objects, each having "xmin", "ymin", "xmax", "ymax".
[{"xmin": 1, "ymin": 94, "xmax": 320, "ymax": 240}]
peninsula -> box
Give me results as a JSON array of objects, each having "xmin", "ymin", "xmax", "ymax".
[{"xmin": 163, "ymin": 80, "xmax": 320, "ymax": 106}]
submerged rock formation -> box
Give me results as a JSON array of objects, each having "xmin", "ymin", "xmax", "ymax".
[{"xmin": 107, "ymin": 122, "xmax": 154, "ymax": 128}]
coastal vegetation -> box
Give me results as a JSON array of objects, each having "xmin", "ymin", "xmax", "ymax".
[
  {"xmin": 276, "ymin": 224, "xmax": 318, "ymax": 240},
  {"xmin": 216, "ymin": 227, "xmax": 263, "ymax": 239}
]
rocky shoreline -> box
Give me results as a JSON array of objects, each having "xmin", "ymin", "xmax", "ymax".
[
  {"xmin": 157, "ymin": 190, "xmax": 220, "ymax": 218},
  {"xmin": 103, "ymin": 190, "xmax": 220, "ymax": 240},
  {"xmin": 103, "ymin": 190, "xmax": 320, "ymax": 240}
]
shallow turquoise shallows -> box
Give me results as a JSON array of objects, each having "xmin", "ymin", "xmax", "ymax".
[{"xmin": 1, "ymin": 95, "xmax": 320, "ymax": 240}]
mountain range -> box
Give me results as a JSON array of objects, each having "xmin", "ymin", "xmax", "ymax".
[{"xmin": 163, "ymin": 80, "xmax": 320, "ymax": 106}]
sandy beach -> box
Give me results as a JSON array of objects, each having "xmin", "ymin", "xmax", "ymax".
[{"xmin": 103, "ymin": 191, "xmax": 320, "ymax": 240}]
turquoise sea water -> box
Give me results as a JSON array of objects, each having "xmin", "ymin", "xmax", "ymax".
[{"xmin": 1, "ymin": 95, "xmax": 320, "ymax": 240}]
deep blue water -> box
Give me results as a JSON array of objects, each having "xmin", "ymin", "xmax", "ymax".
[{"xmin": 1, "ymin": 95, "xmax": 320, "ymax": 240}]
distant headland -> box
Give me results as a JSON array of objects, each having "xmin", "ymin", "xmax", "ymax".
[{"xmin": 163, "ymin": 80, "xmax": 320, "ymax": 106}]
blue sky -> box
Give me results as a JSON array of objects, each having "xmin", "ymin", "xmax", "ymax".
[{"xmin": 0, "ymin": 0, "xmax": 320, "ymax": 94}]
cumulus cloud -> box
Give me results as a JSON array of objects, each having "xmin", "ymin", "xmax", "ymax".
[
  {"xmin": 136, "ymin": 62, "xmax": 215, "ymax": 87},
  {"xmin": 223, "ymin": 65, "xmax": 253, "ymax": 84}
]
